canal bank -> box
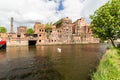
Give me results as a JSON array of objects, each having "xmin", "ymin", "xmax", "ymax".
[
  {"xmin": 92, "ymin": 48, "xmax": 120, "ymax": 80},
  {"xmin": 6, "ymin": 39, "xmax": 98, "ymax": 46}
]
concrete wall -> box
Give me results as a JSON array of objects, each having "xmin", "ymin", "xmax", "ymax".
[{"xmin": 7, "ymin": 40, "xmax": 28, "ymax": 46}]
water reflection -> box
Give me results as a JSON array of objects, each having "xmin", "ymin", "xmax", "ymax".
[
  {"xmin": 6, "ymin": 46, "xmax": 29, "ymax": 61},
  {"xmin": 0, "ymin": 56, "xmax": 63, "ymax": 80},
  {"xmin": 0, "ymin": 50, "xmax": 6, "ymax": 62},
  {"xmin": 0, "ymin": 44, "xmax": 107, "ymax": 80}
]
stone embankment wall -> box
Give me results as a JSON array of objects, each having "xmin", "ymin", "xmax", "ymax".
[{"xmin": 7, "ymin": 39, "xmax": 28, "ymax": 46}]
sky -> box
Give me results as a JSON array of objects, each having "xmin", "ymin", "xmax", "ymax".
[{"xmin": 0, "ymin": 0, "xmax": 108, "ymax": 32}]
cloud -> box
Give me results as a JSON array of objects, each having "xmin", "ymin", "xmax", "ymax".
[
  {"xmin": 0, "ymin": 0, "xmax": 57, "ymax": 32},
  {"xmin": 0, "ymin": 0, "xmax": 109, "ymax": 32},
  {"xmin": 61, "ymin": 0, "xmax": 83, "ymax": 21},
  {"xmin": 81, "ymin": 0, "xmax": 109, "ymax": 23}
]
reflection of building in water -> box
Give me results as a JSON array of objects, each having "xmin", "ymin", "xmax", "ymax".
[
  {"xmin": 0, "ymin": 56, "xmax": 63, "ymax": 80},
  {"xmin": 36, "ymin": 46, "xmax": 46, "ymax": 56},
  {"xmin": 0, "ymin": 52, "xmax": 6, "ymax": 62},
  {"xmin": 6, "ymin": 46, "xmax": 29, "ymax": 60}
]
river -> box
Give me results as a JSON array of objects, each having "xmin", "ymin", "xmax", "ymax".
[{"xmin": 0, "ymin": 44, "xmax": 107, "ymax": 80}]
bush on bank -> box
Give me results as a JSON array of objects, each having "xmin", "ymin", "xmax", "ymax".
[{"xmin": 92, "ymin": 48, "xmax": 120, "ymax": 80}]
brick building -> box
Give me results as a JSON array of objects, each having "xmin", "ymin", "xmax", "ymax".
[
  {"xmin": 73, "ymin": 18, "xmax": 99, "ymax": 43},
  {"xmin": 17, "ymin": 26, "xmax": 27, "ymax": 38},
  {"xmin": 52, "ymin": 17, "xmax": 73, "ymax": 43},
  {"xmin": 49, "ymin": 25, "xmax": 59, "ymax": 43},
  {"xmin": 33, "ymin": 17, "xmax": 99, "ymax": 45},
  {"xmin": 5, "ymin": 17, "xmax": 99, "ymax": 46},
  {"xmin": 34, "ymin": 22, "xmax": 47, "ymax": 45}
]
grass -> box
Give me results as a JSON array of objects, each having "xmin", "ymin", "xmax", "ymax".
[{"xmin": 92, "ymin": 48, "xmax": 120, "ymax": 80}]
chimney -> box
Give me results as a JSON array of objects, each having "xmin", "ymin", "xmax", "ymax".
[{"xmin": 10, "ymin": 17, "xmax": 14, "ymax": 33}]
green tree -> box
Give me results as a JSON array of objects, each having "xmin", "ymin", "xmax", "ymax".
[
  {"xmin": 90, "ymin": 0, "xmax": 120, "ymax": 47},
  {"xmin": 55, "ymin": 19, "xmax": 62, "ymax": 27},
  {"xmin": 0, "ymin": 26, "xmax": 7, "ymax": 33},
  {"xmin": 45, "ymin": 22, "xmax": 52, "ymax": 39},
  {"xmin": 26, "ymin": 28, "xmax": 34, "ymax": 34}
]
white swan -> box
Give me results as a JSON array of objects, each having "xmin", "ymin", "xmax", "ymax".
[{"xmin": 57, "ymin": 48, "xmax": 61, "ymax": 53}]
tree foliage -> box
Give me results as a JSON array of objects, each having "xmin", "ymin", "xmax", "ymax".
[
  {"xmin": 45, "ymin": 22, "xmax": 52, "ymax": 38},
  {"xmin": 0, "ymin": 26, "xmax": 7, "ymax": 33},
  {"xmin": 90, "ymin": 0, "xmax": 120, "ymax": 47},
  {"xmin": 55, "ymin": 19, "xmax": 62, "ymax": 27},
  {"xmin": 26, "ymin": 28, "xmax": 34, "ymax": 34}
]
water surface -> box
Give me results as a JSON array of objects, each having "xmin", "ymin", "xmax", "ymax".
[{"xmin": 0, "ymin": 44, "xmax": 106, "ymax": 80}]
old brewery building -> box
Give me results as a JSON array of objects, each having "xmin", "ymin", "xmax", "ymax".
[
  {"xmin": 33, "ymin": 17, "xmax": 99, "ymax": 45},
  {"xmin": 0, "ymin": 17, "xmax": 99, "ymax": 46}
]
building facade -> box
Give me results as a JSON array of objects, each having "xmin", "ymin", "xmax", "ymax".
[
  {"xmin": 33, "ymin": 17, "xmax": 99, "ymax": 45},
  {"xmin": 17, "ymin": 26, "xmax": 27, "ymax": 38},
  {"xmin": 1, "ymin": 17, "xmax": 99, "ymax": 46},
  {"xmin": 34, "ymin": 22, "xmax": 47, "ymax": 45},
  {"xmin": 49, "ymin": 25, "xmax": 59, "ymax": 43}
]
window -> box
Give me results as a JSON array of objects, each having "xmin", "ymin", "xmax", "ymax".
[
  {"xmin": 39, "ymin": 40, "xmax": 41, "ymax": 42},
  {"xmin": 66, "ymin": 29, "xmax": 68, "ymax": 31},
  {"xmin": 33, "ymin": 34, "xmax": 37, "ymax": 37},
  {"xmin": 17, "ymin": 35, "xmax": 21, "ymax": 37},
  {"xmin": 39, "ymin": 29, "xmax": 41, "ymax": 32}
]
